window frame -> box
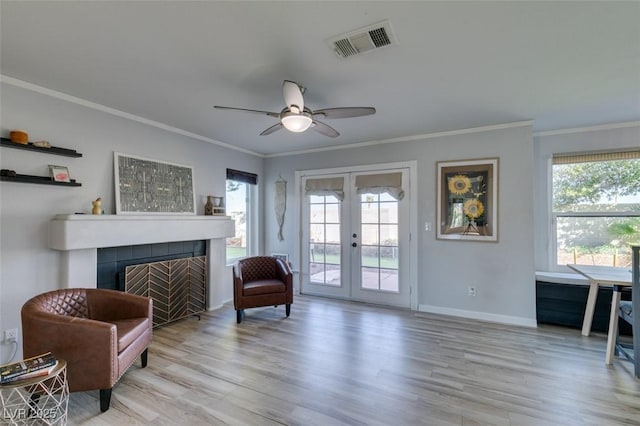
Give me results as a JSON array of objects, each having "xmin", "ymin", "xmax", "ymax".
[
  {"xmin": 550, "ymin": 151, "xmax": 640, "ymax": 270},
  {"xmin": 225, "ymin": 176, "xmax": 258, "ymax": 264}
]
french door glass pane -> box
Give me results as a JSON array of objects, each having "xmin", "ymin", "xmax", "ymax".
[
  {"xmin": 361, "ymin": 225, "xmax": 379, "ymax": 245},
  {"xmin": 380, "ymin": 202, "xmax": 398, "ymax": 223},
  {"xmin": 360, "ymin": 193, "xmax": 399, "ymax": 293},
  {"xmin": 308, "ymin": 195, "xmax": 341, "ymax": 285},
  {"xmin": 380, "ymin": 268, "xmax": 399, "ymax": 292}
]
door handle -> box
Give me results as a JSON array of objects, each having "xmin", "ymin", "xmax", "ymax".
[{"xmin": 352, "ymin": 242, "xmax": 358, "ymax": 247}]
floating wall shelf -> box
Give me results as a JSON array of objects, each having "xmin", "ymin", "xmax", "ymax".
[
  {"xmin": 1, "ymin": 137, "xmax": 83, "ymax": 187},
  {"xmin": 0, "ymin": 174, "xmax": 82, "ymax": 187},
  {"xmin": 1, "ymin": 138, "xmax": 83, "ymax": 158}
]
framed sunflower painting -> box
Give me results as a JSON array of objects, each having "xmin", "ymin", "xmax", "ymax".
[{"xmin": 436, "ymin": 158, "xmax": 498, "ymax": 241}]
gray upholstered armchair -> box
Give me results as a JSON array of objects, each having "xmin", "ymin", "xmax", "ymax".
[
  {"xmin": 21, "ymin": 288, "xmax": 153, "ymax": 412},
  {"xmin": 233, "ymin": 256, "xmax": 293, "ymax": 323}
]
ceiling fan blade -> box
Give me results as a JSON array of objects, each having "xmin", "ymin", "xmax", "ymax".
[
  {"xmin": 260, "ymin": 122, "xmax": 284, "ymax": 136},
  {"xmin": 312, "ymin": 107, "xmax": 376, "ymax": 119},
  {"xmin": 214, "ymin": 106, "xmax": 280, "ymax": 118},
  {"xmin": 311, "ymin": 120, "xmax": 339, "ymax": 138},
  {"xmin": 283, "ymin": 80, "xmax": 304, "ymax": 112}
]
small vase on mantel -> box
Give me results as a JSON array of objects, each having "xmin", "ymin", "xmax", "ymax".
[{"xmin": 204, "ymin": 196, "xmax": 214, "ymax": 216}]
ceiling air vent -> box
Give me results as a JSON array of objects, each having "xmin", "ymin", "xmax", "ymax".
[{"xmin": 328, "ymin": 20, "xmax": 396, "ymax": 59}]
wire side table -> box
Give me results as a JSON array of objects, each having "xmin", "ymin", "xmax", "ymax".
[{"xmin": 0, "ymin": 360, "xmax": 68, "ymax": 425}]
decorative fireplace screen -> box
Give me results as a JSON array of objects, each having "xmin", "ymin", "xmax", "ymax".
[{"xmin": 125, "ymin": 256, "xmax": 206, "ymax": 327}]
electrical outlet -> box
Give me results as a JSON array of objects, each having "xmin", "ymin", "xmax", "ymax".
[
  {"xmin": 468, "ymin": 286, "xmax": 477, "ymax": 297},
  {"xmin": 4, "ymin": 328, "xmax": 18, "ymax": 342}
]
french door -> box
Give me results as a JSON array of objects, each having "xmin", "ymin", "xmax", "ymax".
[{"xmin": 300, "ymin": 168, "xmax": 411, "ymax": 308}]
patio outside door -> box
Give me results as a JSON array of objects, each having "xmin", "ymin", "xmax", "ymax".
[{"xmin": 300, "ymin": 168, "xmax": 410, "ymax": 308}]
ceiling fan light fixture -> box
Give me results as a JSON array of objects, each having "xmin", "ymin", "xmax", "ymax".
[{"xmin": 281, "ymin": 113, "xmax": 312, "ymax": 132}]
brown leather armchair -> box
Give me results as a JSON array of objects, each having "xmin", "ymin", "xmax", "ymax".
[
  {"xmin": 21, "ymin": 288, "xmax": 152, "ymax": 412},
  {"xmin": 233, "ymin": 256, "xmax": 293, "ymax": 323}
]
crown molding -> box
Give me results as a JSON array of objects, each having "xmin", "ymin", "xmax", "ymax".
[
  {"xmin": 533, "ymin": 121, "xmax": 640, "ymax": 137},
  {"xmin": 265, "ymin": 120, "xmax": 534, "ymax": 158},
  {"xmin": 0, "ymin": 75, "xmax": 264, "ymax": 158}
]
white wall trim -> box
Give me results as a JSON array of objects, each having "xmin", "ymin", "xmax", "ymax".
[
  {"xmin": 533, "ymin": 121, "xmax": 640, "ymax": 137},
  {"xmin": 418, "ymin": 304, "xmax": 538, "ymax": 328},
  {"xmin": 0, "ymin": 75, "xmax": 263, "ymax": 157},
  {"xmin": 266, "ymin": 121, "xmax": 534, "ymax": 158}
]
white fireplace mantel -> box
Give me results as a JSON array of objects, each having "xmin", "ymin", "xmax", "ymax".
[
  {"xmin": 49, "ymin": 214, "xmax": 234, "ymax": 250},
  {"xmin": 49, "ymin": 214, "xmax": 235, "ymax": 309}
]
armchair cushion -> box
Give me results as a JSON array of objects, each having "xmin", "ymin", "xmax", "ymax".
[
  {"xmin": 112, "ymin": 317, "xmax": 152, "ymax": 353},
  {"xmin": 243, "ymin": 280, "xmax": 286, "ymax": 296}
]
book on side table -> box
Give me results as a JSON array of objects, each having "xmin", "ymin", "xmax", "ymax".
[{"xmin": 0, "ymin": 352, "xmax": 58, "ymax": 384}]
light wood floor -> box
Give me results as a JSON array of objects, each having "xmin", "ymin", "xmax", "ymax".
[{"xmin": 67, "ymin": 296, "xmax": 640, "ymax": 425}]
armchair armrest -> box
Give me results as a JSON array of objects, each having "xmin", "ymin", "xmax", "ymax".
[
  {"xmin": 22, "ymin": 310, "xmax": 118, "ymax": 390},
  {"xmin": 275, "ymin": 258, "xmax": 293, "ymax": 290},
  {"xmin": 233, "ymin": 262, "xmax": 244, "ymax": 302}
]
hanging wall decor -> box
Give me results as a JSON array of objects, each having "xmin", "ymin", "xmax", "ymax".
[
  {"xmin": 436, "ymin": 158, "xmax": 498, "ymax": 242},
  {"xmin": 274, "ymin": 178, "xmax": 287, "ymax": 241},
  {"xmin": 114, "ymin": 152, "xmax": 196, "ymax": 214}
]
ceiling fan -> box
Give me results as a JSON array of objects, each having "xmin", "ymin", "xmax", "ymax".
[{"xmin": 214, "ymin": 80, "xmax": 375, "ymax": 138}]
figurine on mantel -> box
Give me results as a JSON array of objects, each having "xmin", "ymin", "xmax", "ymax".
[
  {"xmin": 204, "ymin": 195, "xmax": 214, "ymax": 216},
  {"xmin": 92, "ymin": 197, "xmax": 102, "ymax": 215}
]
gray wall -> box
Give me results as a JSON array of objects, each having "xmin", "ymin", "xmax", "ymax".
[
  {"xmin": 264, "ymin": 124, "xmax": 537, "ymax": 326},
  {"xmin": 533, "ymin": 124, "xmax": 640, "ymax": 272},
  {"xmin": 0, "ymin": 83, "xmax": 262, "ymax": 362}
]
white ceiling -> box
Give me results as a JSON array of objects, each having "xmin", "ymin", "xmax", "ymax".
[{"xmin": 1, "ymin": 1, "xmax": 638, "ymax": 156}]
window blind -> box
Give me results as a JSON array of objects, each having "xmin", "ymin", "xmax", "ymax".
[
  {"xmin": 226, "ymin": 169, "xmax": 258, "ymax": 185},
  {"xmin": 354, "ymin": 172, "xmax": 405, "ymax": 200},
  {"xmin": 553, "ymin": 150, "xmax": 640, "ymax": 165},
  {"xmin": 304, "ymin": 177, "xmax": 344, "ymax": 201}
]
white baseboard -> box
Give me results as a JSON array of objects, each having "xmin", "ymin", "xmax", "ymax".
[
  {"xmin": 418, "ymin": 304, "xmax": 537, "ymax": 328},
  {"xmin": 207, "ymin": 304, "xmax": 224, "ymax": 311}
]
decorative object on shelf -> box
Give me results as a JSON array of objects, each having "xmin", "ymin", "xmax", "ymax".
[
  {"xmin": 48, "ymin": 165, "xmax": 71, "ymax": 183},
  {"xmin": 204, "ymin": 195, "xmax": 214, "ymax": 215},
  {"xmin": 436, "ymin": 158, "xmax": 498, "ymax": 242},
  {"xmin": 275, "ymin": 178, "xmax": 287, "ymax": 241},
  {"xmin": 33, "ymin": 140, "xmax": 51, "ymax": 148},
  {"xmin": 92, "ymin": 197, "xmax": 102, "ymax": 215},
  {"xmin": 9, "ymin": 130, "xmax": 28, "ymax": 144},
  {"xmin": 0, "ymin": 137, "xmax": 82, "ymax": 157},
  {"xmin": 0, "ymin": 174, "xmax": 81, "ymax": 186},
  {"xmin": 0, "ymin": 169, "xmax": 17, "ymax": 177},
  {"xmin": 209, "ymin": 196, "xmax": 225, "ymax": 215},
  {"xmin": 114, "ymin": 152, "xmax": 196, "ymax": 215}
]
